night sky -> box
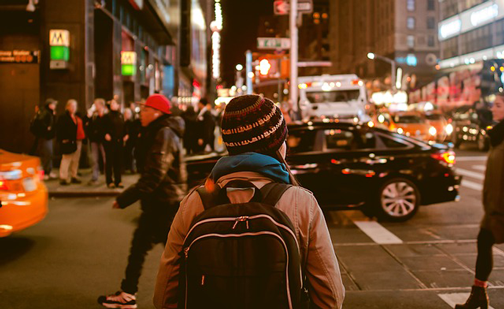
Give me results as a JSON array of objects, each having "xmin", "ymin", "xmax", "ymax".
[{"xmin": 220, "ymin": 0, "xmax": 273, "ymax": 86}]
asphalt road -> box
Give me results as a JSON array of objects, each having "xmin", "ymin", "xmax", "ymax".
[{"xmin": 0, "ymin": 145, "xmax": 503, "ymax": 309}]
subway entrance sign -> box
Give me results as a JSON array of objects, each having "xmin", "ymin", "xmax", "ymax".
[
  {"xmin": 121, "ymin": 51, "xmax": 137, "ymax": 76},
  {"xmin": 49, "ymin": 29, "xmax": 70, "ymax": 69}
]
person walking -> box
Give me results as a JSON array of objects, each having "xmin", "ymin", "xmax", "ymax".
[
  {"xmin": 181, "ymin": 105, "xmax": 199, "ymax": 155},
  {"xmin": 196, "ymin": 98, "xmax": 216, "ymax": 153},
  {"xmin": 57, "ymin": 100, "xmax": 78, "ymax": 185},
  {"xmin": 31, "ymin": 98, "xmax": 58, "ymax": 180},
  {"xmin": 98, "ymin": 94, "xmax": 186, "ymax": 309},
  {"xmin": 456, "ymin": 95, "xmax": 504, "ymax": 309},
  {"xmin": 153, "ymin": 95, "xmax": 345, "ymax": 309},
  {"xmin": 103, "ymin": 99, "xmax": 128, "ymax": 188},
  {"xmin": 85, "ymin": 98, "xmax": 107, "ymax": 185}
]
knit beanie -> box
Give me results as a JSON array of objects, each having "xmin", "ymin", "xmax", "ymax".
[{"xmin": 221, "ymin": 95, "xmax": 288, "ymax": 155}]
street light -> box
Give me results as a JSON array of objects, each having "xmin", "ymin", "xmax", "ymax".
[
  {"xmin": 368, "ymin": 52, "xmax": 397, "ymax": 92},
  {"xmin": 235, "ymin": 64, "xmax": 243, "ymax": 71}
]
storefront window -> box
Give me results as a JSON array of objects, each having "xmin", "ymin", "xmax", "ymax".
[
  {"xmin": 407, "ymin": 0, "xmax": 415, "ymax": 11},
  {"xmin": 441, "ymin": 36, "xmax": 458, "ymax": 58}
]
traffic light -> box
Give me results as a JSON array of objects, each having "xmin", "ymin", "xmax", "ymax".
[{"xmin": 259, "ymin": 58, "xmax": 271, "ymax": 76}]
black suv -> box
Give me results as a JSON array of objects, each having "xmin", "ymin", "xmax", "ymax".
[{"xmin": 186, "ymin": 122, "xmax": 462, "ymax": 222}]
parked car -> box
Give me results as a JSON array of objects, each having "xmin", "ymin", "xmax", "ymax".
[
  {"xmin": 0, "ymin": 149, "xmax": 48, "ymax": 237},
  {"xmin": 186, "ymin": 122, "xmax": 462, "ymax": 222},
  {"xmin": 447, "ymin": 105, "xmax": 494, "ymax": 151}
]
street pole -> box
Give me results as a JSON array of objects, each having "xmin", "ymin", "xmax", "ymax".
[
  {"xmin": 391, "ymin": 61, "xmax": 396, "ymax": 93},
  {"xmin": 246, "ymin": 50, "xmax": 253, "ymax": 94},
  {"xmin": 290, "ymin": 0, "xmax": 298, "ymax": 112}
]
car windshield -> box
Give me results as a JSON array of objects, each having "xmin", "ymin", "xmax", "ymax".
[
  {"xmin": 394, "ymin": 115, "xmax": 423, "ymax": 123},
  {"xmin": 425, "ymin": 114, "xmax": 443, "ymax": 120},
  {"xmin": 306, "ymin": 90, "xmax": 360, "ymax": 104}
]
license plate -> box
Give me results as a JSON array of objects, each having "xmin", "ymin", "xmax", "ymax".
[{"xmin": 23, "ymin": 177, "xmax": 36, "ymax": 192}]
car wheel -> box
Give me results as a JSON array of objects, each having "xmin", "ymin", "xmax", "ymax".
[
  {"xmin": 375, "ymin": 178, "xmax": 420, "ymax": 222},
  {"xmin": 477, "ymin": 133, "xmax": 488, "ymax": 151}
]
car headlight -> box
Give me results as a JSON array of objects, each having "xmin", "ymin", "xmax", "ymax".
[
  {"xmin": 429, "ymin": 126, "xmax": 437, "ymax": 136},
  {"xmin": 445, "ymin": 123, "xmax": 453, "ymax": 135},
  {"xmin": 397, "ymin": 128, "xmax": 404, "ymax": 134}
]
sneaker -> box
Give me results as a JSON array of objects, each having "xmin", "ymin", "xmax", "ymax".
[
  {"xmin": 49, "ymin": 172, "xmax": 58, "ymax": 179},
  {"xmin": 97, "ymin": 291, "xmax": 137, "ymax": 309},
  {"xmin": 60, "ymin": 180, "xmax": 70, "ymax": 186},
  {"xmin": 107, "ymin": 183, "xmax": 116, "ymax": 189},
  {"xmin": 116, "ymin": 183, "xmax": 124, "ymax": 189},
  {"xmin": 71, "ymin": 178, "xmax": 82, "ymax": 184}
]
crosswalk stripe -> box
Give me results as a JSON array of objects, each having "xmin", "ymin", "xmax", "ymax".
[
  {"xmin": 456, "ymin": 156, "xmax": 487, "ymax": 161},
  {"xmin": 353, "ymin": 221, "xmax": 403, "ymax": 244},
  {"xmin": 472, "ymin": 165, "xmax": 486, "ymax": 171},
  {"xmin": 456, "ymin": 168, "xmax": 485, "ymax": 180},
  {"xmin": 438, "ymin": 293, "xmax": 494, "ymax": 308},
  {"xmin": 461, "ymin": 179, "xmax": 483, "ymax": 191}
]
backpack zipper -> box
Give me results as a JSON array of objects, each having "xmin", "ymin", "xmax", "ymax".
[{"xmin": 184, "ymin": 231, "xmax": 293, "ymax": 309}]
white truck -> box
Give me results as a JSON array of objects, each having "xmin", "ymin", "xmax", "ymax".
[{"xmin": 298, "ymin": 74, "xmax": 370, "ymax": 122}]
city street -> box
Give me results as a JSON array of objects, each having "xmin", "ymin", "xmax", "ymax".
[{"xmin": 1, "ymin": 147, "xmax": 503, "ymax": 309}]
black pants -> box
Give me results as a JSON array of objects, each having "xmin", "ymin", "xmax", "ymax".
[
  {"xmin": 475, "ymin": 228, "xmax": 495, "ymax": 281},
  {"xmin": 105, "ymin": 141, "xmax": 123, "ymax": 185},
  {"xmin": 121, "ymin": 202, "xmax": 179, "ymax": 294}
]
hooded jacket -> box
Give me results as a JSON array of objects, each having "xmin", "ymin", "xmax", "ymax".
[
  {"xmin": 116, "ymin": 114, "xmax": 187, "ymax": 209},
  {"xmin": 482, "ymin": 120, "xmax": 504, "ymax": 243},
  {"xmin": 153, "ymin": 153, "xmax": 345, "ymax": 309}
]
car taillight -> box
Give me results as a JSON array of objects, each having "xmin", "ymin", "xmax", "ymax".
[
  {"xmin": 0, "ymin": 180, "xmax": 9, "ymax": 191},
  {"xmin": 431, "ymin": 151, "xmax": 456, "ymax": 165}
]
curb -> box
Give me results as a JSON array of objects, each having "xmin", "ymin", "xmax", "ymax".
[{"xmin": 49, "ymin": 190, "xmax": 123, "ymax": 198}]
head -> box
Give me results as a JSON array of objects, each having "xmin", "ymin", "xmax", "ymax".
[
  {"xmin": 140, "ymin": 94, "xmax": 171, "ymax": 127},
  {"xmin": 124, "ymin": 108, "xmax": 133, "ymax": 120},
  {"xmin": 198, "ymin": 98, "xmax": 208, "ymax": 110},
  {"xmin": 45, "ymin": 98, "xmax": 57, "ymax": 111},
  {"xmin": 66, "ymin": 99, "xmax": 77, "ymax": 115},
  {"xmin": 109, "ymin": 99, "xmax": 120, "ymax": 111},
  {"xmin": 94, "ymin": 98, "xmax": 105, "ymax": 114},
  {"xmin": 492, "ymin": 94, "xmax": 504, "ymax": 122}
]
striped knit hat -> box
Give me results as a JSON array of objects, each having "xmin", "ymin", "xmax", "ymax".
[{"xmin": 221, "ymin": 95, "xmax": 287, "ymax": 155}]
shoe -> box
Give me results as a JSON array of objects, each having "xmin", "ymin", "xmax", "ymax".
[
  {"xmin": 71, "ymin": 178, "xmax": 82, "ymax": 184},
  {"xmin": 107, "ymin": 183, "xmax": 116, "ymax": 189},
  {"xmin": 60, "ymin": 180, "xmax": 70, "ymax": 186},
  {"xmin": 88, "ymin": 179, "xmax": 99, "ymax": 186},
  {"xmin": 116, "ymin": 183, "xmax": 124, "ymax": 189},
  {"xmin": 49, "ymin": 172, "xmax": 58, "ymax": 179},
  {"xmin": 97, "ymin": 291, "xmax": 137, "ymax": 309},
  {"xmin": 43, "ymin": 175, "xmax": 50, "ymax": 181},
  {"xmin": 455, "ymin": 286, "xmax": 489, "ymax": 309}
]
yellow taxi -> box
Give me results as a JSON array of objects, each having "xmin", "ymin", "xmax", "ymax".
[
  {"xmin": 0, "ymin": 149, "xmax": 48, "ymax": 237},
  {"xmin": 380, "ymin": 111, "xmax": 438, "ymax": 142}
]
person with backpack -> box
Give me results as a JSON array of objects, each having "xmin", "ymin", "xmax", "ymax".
[
  {"xmin": 98, "ymin": 94, "xmax": 187, "ymax": 309},
  {"xmin": 154, "ymin": 95, "xmax": 345, "ymax": 309},
  {"xmin": 31, "ymin": 98, "xmax": 58, "ymax": 180}
]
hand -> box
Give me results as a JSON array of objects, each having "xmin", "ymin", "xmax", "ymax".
[
  {"xmin": 105, "ymin": 134, "xmax": 111, "ymax": 141},
  {"xmin": 123, "ymin": 135, "xmax": 129, "ymax": 142},
  {"xmin": 198, "ymin": 139, "xmax": 203, "ymax": 146},
  {"xmin": 62, "ymin": 139, "xmax": 69, "ymax": 144},
  {"xmin": 112, "ymin": 201, "xmax": 120, "ymax": 209}
]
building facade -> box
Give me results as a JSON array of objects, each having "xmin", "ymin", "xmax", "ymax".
[
  {"xmin": 0, "ymin": 0, "xmax": 210, "ymax": 153},
  {"xmin": 330, "ymin": 0, "xmax": 439, "ymax": 92}
]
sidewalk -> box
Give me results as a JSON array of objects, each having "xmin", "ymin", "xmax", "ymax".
[{"xmin": 46, "ymin": 168, "xmax": 139, "ymax": 198}]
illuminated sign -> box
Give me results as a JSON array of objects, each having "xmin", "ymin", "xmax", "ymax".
[
  {"xmin": 470, "ymin": 3, "xmax": 498, "ymax": 27},
  {"xmin": 439, "ymin": 17, "xmax": 461, "ymax": 40},
  {"xmin": 121, "ymin": 51, "xmax": 137, "ymax": 76},
  {"xmin": 211, "ymin": 0, "xmax": 223, "ymax": 79},
  {"xmin": 0, "ymin": 50, "xmax": 39, "ymax": 64},
  {"xmin": 49, "ymin": 29, "xmax": 70, "ymax": 69}
]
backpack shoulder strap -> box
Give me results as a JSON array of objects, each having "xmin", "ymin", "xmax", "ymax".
[
  {"xmin": 196, "ymin": 186, "xmax": 220, "ymax": 210},
  {"xmin": 260, "ymin": 183, "xmax": 292, "ymax": 207}
]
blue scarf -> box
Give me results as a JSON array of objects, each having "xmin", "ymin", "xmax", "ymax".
[{"xmin": 209, "ymin": 152, "xmax": 291, "ymax": 184}]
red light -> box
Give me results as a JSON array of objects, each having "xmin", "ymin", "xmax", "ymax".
[
  {"xmin": 0, "ymin": 180, "xmax": 8, "ymax": 191},
  {"xmin": 342, "ymin": 169, "xmax": 350, "ymax": 175},
  {"xmin": 431, "ymin": 151, "xmax": 456, "ymax": 165},
  {"xmin": 216, "ymin": 85, "xmax": 224, "ymax": 90},
  {"xmin": 352, "ymin": 80, "xmax": 359, "ymax": 85}
]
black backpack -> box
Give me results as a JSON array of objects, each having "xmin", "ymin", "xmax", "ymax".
[{"xmin": 179, "ymin": 181, "xmax": 309, "ymax": 309}]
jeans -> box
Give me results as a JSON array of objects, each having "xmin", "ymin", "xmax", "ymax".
[
  {"xmin": 121, "ymin": 202, "xmax": 179, "ymax": 294},
  {"xmin": 37, "ymin": 138, "xmax": 53, "ymax": 175},
  {"xmin": 90, "ymin": 142, "xmax": 106, "ymax": 182}
]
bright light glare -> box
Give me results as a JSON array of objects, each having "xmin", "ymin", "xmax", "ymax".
[
  {"xmin": 368, "ymin": 121, "xmax": 375, "ymax": 127},
  {"xmin": 235, "ymin": 64, "xmax": 243, "ymax": 71},
  {"xmin": 259, "ymin": 59, "xmax": 271, "ymax": 76},
  {"xmin": 397, "ymin": 128, "xmax": 404, "ymax": 134},
  {"xmin": 429, "ymin": 126, "xmax": 437, "ymax": 136},
  {"xmin": 445, "ymin": 124, "xmax": 454, "ymax": 135},
  {"xmin": 378, "ymin": 114, "xmax": 385, "ymax": 123},
  {"xmin": 367, "ymin": 53, "xmax": 375, "ymax": 60}
]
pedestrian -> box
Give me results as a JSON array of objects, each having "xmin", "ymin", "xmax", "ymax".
[
  {"xmin": 196, "ymin": 98, "xmax": 216, "ymax": 152},
  {"xmin": 103, "ymin": 99, "xmax": 128, "ymax": 188},
  {"xmin": 181, "ymin": 105, "xmax": 199, "ymax": 155},
  {"xmin": 57, "ymin": 99, "xmax": 79, "ymax": 185},
  {"xmin": 31, "ymin": 98, "xmax": 58, "ymax": 180},
  {"xmin": 85, "ymin": 98, "xmax": 107, "ymax": 185},
  {"xmin": 123, "ymin": 108, "xmax": 141, "ymax": 173},
  {"xmin": 456, "ymin": 94, "xmax": 504, "ymax": 309},
  {"xmin": 98, "ymin": 94, "xmax": 186, "ymax": 309},
  {"xmin": 70, "ymin": 111, "xmax": 86, "ymax": 183},
  {"xmin": 153, "ymin": 95, "xmax": 345, "ymax": 309}
]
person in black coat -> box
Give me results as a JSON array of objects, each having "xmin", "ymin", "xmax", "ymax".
[
  {"xmin": 57, "ymin": 100, "xmax": 78, "ymax": 185},
  {"xmin": 103, "ymin": 99, "xmax": 128, "ymax": 188},
  {"xmin": 32, "ymin": 98, "xmax": 58, "ymax": 179},
  {"xmin": 85, "ymin": 98, "xmax": 107, "ymax": 184},
  {"xmin": 181, "ymin": 105, "xmax": 199, "ymax": 155},
  {"xmin": 196, "ymin": 98, "xmax": 216, "ymax": 152},
  {"xmin": 124, "ymin": 108, "xmax": 141, "ymax": 173}
]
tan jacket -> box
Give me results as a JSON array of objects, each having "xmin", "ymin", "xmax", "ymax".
[{"xmin": 154, "ymin": 171, "xmax": 345, "ymax": 309}]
